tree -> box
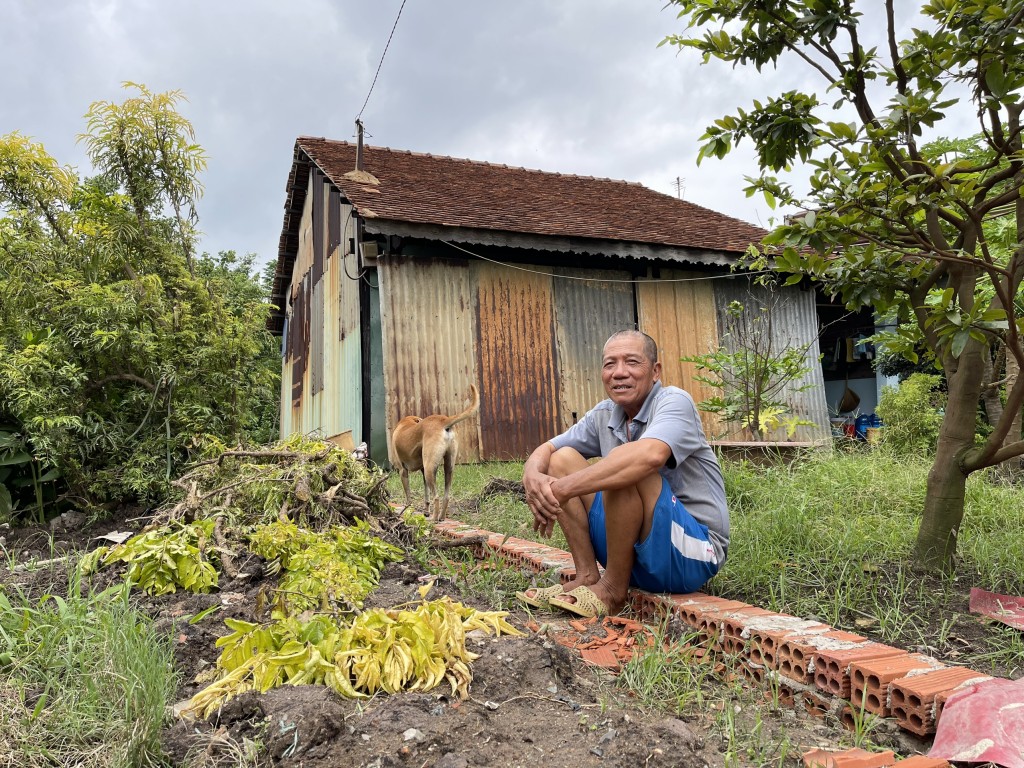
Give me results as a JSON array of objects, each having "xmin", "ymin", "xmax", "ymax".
[
  {"xmin": 664, "ymin": 0, "xmax": 1024, "ymax": 568},
  {"xmin": 0, "ymin": 84, "xmax": 279, "ymax": 513},
  {"xmin": 681, "ymin": 290, "xmax": 818, "ymax": 440}
]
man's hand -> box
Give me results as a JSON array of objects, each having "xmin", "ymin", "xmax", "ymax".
[{"xmin": 522, "ymin": 447, "xmax": 562, "ymax": 538}]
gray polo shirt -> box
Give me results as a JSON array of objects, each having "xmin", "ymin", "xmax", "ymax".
[{"xmin": 549, "ymin": 381, "xmax": 729, "ymax": 564}]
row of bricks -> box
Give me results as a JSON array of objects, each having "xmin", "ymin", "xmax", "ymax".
[{"xmin": 432, "ymin": 521, "xmax": 993, "ymax": 740}]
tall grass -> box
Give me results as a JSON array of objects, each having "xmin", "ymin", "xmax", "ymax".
[
  {"xmin": 415, "ymin": 449, "xmax": 1024, "ymax": 674},
  {"xmin": 0, "ymin": 575, "xmax": 177, "ymax": 768}
]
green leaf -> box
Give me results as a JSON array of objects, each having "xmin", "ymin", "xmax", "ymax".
[{"xmin": 950, "ymin": 329, "xmax": 970, "ymax": 359}]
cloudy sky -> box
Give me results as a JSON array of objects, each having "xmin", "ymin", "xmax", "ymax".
[{"xmin": 1, "ymin": 1, "xmax": 939, "ymax": 271}]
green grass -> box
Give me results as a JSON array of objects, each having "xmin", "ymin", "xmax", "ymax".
[
  {"xmin": 407, "ymin": 448, "xmax": 1024, "ymax": 677},
  {"xmin": 0, "ymin": 575, "xmax": 177, "ymax": 768},
  {"xmin": 386, "ymin": 461, "xmax": 568, "ymax": 549}
]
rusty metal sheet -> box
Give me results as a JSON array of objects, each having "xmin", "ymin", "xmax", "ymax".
[
  {"xmin": 474, "ymin": 261, "xmax": 559, "ymax": 460},
  {"xmin": 636, "ymin": 271, "xmax": 722, "ymax": 438},
  {"xmin": 377, "ymin": 255, "xmax": 481, "ymax": 462},
  {"xmin": 551, "ymin": 267, "xmax": 636, "ymax": 431},
  {"xmin": 713, "ymin": 278, "xmax": 830, "ymax": 442}
]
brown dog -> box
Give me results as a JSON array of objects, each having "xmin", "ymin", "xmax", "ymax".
[{"xmin": 391, "ymin": 385, "xmax": 480, "ymax": 521}]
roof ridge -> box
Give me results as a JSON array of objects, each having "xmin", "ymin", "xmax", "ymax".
[{"xmin": 296, "ymin": 135, "xmax": 643, "ymax": 187}]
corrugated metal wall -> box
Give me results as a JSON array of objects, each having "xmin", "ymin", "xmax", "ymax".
[
  {"xmin": 474, "ymin": 261, "xmax": 560, "ymax": 460},
  {"xmin": 279, "ymin": 174, "xmax": 362, "ymax": 446},
  {"xmin": 377, "ymin": 256, "xmax": 482, "ymax": 462},
  {"xmin": 636, "ymin": 271, "xmax": 723, "ymax": 437},
  {"xmin": 714, "ymin": 278, "xmax": 830, "ymax": 442},
  {"xmin": 551, "ymin": 267, "xmax": 635, "ymax": 431},
  {"xmin": 282, "ymin": 177, "xmax": 830, "ymax": 459}
]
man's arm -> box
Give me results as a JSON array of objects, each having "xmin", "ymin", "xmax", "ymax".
[
  {"xmin": 550, "ymin": 438, "xmax": 670, "ymax": 505},
  {"xmin": 522, "ymin": 441, "xmax": 561, "ymax": 534}
]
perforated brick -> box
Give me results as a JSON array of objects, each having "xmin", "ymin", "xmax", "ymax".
[{"xmin": 849, "ymin": 653, "xmax": 944, "ymax": 716}]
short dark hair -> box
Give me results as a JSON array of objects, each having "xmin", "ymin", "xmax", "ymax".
[{"xmin": 605, "ymin": 330, "xmax": 658, "ymax": 363}]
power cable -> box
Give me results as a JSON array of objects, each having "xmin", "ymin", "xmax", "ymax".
[
  {"xmin": 440, "ymin": 240, "xmax": 772, "ymax": 284},
  {"xmin": 356, "ymin": 0, "xmax": 409, "ymax": 120}
]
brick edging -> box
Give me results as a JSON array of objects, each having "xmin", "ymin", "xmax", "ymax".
[{"xmin": 433, "ymin": 520, "xmax": 994, "ymax": 767}]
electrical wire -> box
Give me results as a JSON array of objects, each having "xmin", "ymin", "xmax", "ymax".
[
  {"xmin": 439, "ymin": 240, "xmax": 773, "ymax": 284},
  {"xmin": 356, "ymin": 0, "xmax": 409, "ymax": 120}
]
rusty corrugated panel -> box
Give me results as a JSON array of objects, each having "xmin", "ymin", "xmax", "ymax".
[
  {"xmin": 290, "ymin": 275, "xmax": 310, "ymax": 409},
  {"xmin": 636, "ymin": 271, "xmax": 722, "ymax": 438},
  {"xmin": 474, "ymin": 261, "xmax": 558, "ymax": 460},
  {"xmin": 714, "ymin": 279, "xmax": 830, "ymax": 442},
  {"xmin": 378, "ymin": 255, "xmax": 481, "ymax": 462},
  {"xmin": 551, "ymin": 267, "xmax": 636, "ymax": 431}
]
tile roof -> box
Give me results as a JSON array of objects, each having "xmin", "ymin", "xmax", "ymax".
[{"xmin": 296, "ymin": 136, "xmax": 766, "ymax": 253}]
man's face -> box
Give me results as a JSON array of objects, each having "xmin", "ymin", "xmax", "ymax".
[{"xmin": 601, "ymin": 335, "xmax": 661, "ymax": 417}]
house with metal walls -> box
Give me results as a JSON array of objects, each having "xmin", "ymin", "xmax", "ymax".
[{"xmin": 268, "ymin": 132, "xmax": 832, "ymax": 465}]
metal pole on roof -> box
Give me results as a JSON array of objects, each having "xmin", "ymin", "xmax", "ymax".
[{"xmin": 355, "ymin": 119, "xmax": 364, "ymax": 171}]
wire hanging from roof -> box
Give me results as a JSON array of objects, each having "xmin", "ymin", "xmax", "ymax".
[
  {"xmin": 356, "ymin": 0, "xmax": 409, "ymax": 121},
  {"xmin": 439, "ymin": 240, "xmax": 772, "ymax": 284}
]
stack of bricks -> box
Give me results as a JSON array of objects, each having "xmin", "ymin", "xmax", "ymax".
[{"xmin": 431, "ymin": 520, "xmax": 996, "ymax": 745}]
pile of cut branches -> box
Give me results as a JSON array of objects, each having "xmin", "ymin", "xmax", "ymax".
[{"xmin": 164, "ymin": 435, "xmax": 393, "ymax": 531}]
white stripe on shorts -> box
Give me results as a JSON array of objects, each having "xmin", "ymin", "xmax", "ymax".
[{"xmin": 671, "ymin": 520, "xmax": 718, "ymax": 565}]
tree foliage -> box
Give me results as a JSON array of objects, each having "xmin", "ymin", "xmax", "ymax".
[
  {"xmin": 0, "ymin": 84, "xmax": 279, "ymax": 513},
  {"xmin": 664, "ymin": 0, "xmax": 1024, "ymax": 566}
]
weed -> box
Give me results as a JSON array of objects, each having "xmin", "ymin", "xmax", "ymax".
[{"xmin": 0, "ymin": 572, "xmax": 176, "ymax": 768}]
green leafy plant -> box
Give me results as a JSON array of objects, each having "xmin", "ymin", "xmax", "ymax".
[
  {"xmin": 876, "ymin": 374, "xmax": 946, "ymax": 456},
  {"xmin": 682, "ymin": 294, "xmax": 819, "ymax": 440},
  {"xmin": 81, "ymin": 519, "xmax": 219, "ymax": 595},
  {"xmin": 0, "ymin": 85, "xmax": 279, "ymax": 509},
  {"xmin": 186, "ymin": 593, "xmax": 522, "ymax": 718},
  {"xmin": 0, "ymin": 423, "xmax": 61, "ymax": 524},
  {"xmin": 248, "ymin": 520, "xmax": 403, "ymax": 613}
]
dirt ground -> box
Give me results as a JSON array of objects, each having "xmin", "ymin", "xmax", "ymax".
[{"xmin": 0, "ymin": 507, "xmax": 931, "ymax": 768}]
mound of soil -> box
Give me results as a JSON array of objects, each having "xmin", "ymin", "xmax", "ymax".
[{"xmin": 0, "ymin": 510, "xmax": 926, "ymax": 767}]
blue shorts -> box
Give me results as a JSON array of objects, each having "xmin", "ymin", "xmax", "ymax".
[{"xmin": 589, "ymin": 478, "xmax": 720, "ymax": 594}]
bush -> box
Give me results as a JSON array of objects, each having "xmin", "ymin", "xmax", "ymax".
[{"xmin": 876, "ymin": 373, "xmax": 945, "ymax": 455}]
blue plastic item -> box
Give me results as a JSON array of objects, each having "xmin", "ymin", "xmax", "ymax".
[{"xmin": 855, "ymin": 414, "xmax": 871, "ymax": 440}]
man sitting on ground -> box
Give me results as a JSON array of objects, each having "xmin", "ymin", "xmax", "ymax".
[{"xmin": 517, "ymin": 330, "xmax": 729, "ymax": 617}]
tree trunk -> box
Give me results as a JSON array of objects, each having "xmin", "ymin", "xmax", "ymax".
[
  {"xmin": 980, "ymin": 346, "xmax": 1003, "ymax": 428},
  {"xmin": 914, "ymin": 342, "xmax": 985, "ymax": 568},
  {"xmin": 995, "ymin": 353, "xmax": 1024, "ymax": 482}
]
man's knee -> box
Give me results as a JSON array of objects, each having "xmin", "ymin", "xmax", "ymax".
[
  {"xmin": 548, "ymin": 446, "xmax": 589, "ymax": 477},
  {"xmin": 603, "ymin": 472, "xmax": 664, "ymax": 509}
]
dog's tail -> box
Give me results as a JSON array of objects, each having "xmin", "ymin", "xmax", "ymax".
[{"xmin": 444, "ymin": 384, "xmax": 480, "ymax": 430}]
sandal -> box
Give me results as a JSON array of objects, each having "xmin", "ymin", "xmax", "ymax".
[
  {"xmin": 515, "ymin": 583, "xmax": 565, "ymax": 610},
  {"xmin": 549, "ymin": 586, "xmax": 612, "ymax": 618}
]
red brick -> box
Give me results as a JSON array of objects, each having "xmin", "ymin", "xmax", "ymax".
[
  {"xmin": 778, "ymin": 630, "xmax": 867, "ymax": 684},
  {"xmin": 849, "ymin": 654, "xmax": 944, "ymax": 716},
  {"xmin": 803, "ymin": 748, "xmax": 896, "ymax": 768},
  {"xmin": 814, "ymin": 643, "xmax": 906, "ymax": 699},
  {"xmin": 889, "ymin": 667, "xmax": 990, "ymax": 736},
  {"xmin": 665, "ymin": 594, "xmax": 750, "ymax": 630},
  {"xmin": 580, "ymin": 646, "xmax": 619, "ymax": 669},
  {"xmin": 802, "ymin": 690, "xmax": 832, "ymax": 719},
  {"xmin": 892, "ymin": 758, "xmax": 950, "ymax": 768},
  {"xmin": 745, "ymin": 616, "xmax": 830, "ymax": 670},
  {"xmin": 717, "ymin": 606, "xmax": 781, "ymax": 654}
]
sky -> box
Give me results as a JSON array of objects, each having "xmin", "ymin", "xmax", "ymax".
[{"xmin": 0, "ymin": 1, "xmax": 959, "ymax": 272}]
